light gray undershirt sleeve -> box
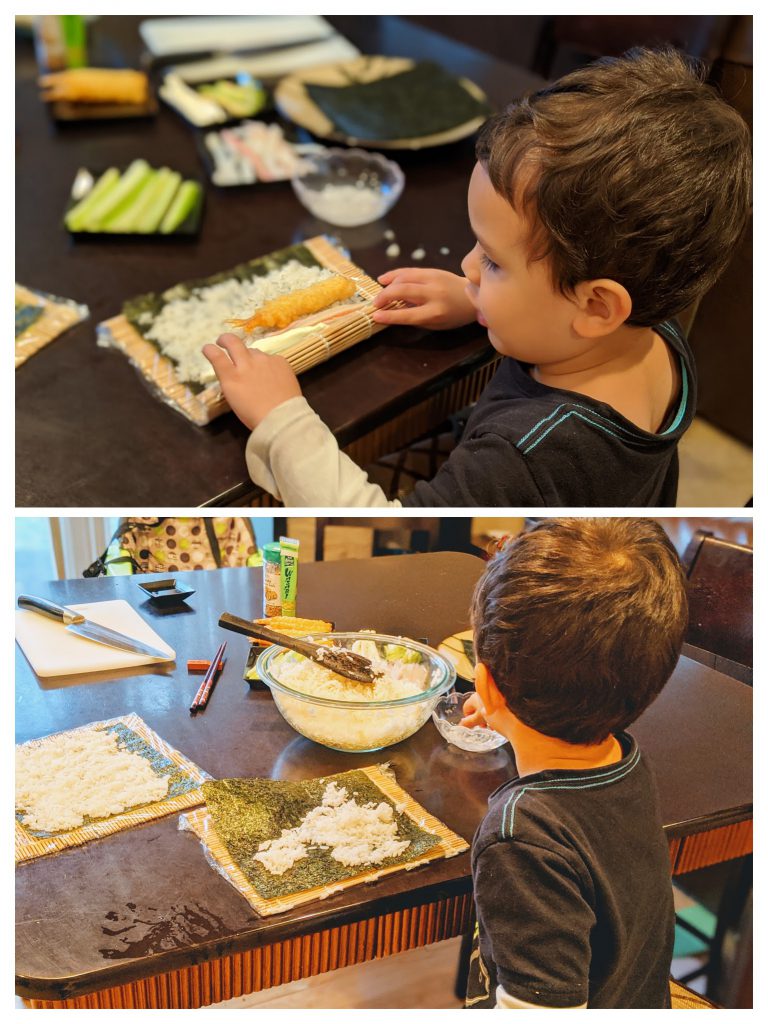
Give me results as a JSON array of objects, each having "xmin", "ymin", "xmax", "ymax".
[{"xmin": 245, "ymin": 396, "xmax": 402, "ymax": 508}]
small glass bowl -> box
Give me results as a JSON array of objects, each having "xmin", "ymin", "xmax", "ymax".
[
  {"xmin": 256, "ymin": 632, "xmax": 455, "ymax": 752},
  {"xmin": 432, "ymin": 691, "xmax": 508, "ymax": 752},
  {"xmin": 291, "ymin": 147, "xmax": 405, "ymax": 227}
]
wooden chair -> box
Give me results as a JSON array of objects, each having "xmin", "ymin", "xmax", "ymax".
[
  {"xmin": 531, "ymin": 15, "xmax": 735, "ymax": 78},
  {"xmin": 670, "ymin": 979, "xmax": 720, "ymax": 1008},
  {"xmin": 671, "ymin": 530, "xmax": 752, "ymax": 1001},
  {"xmin": 680, "ymin": 530, "xmax": 752, "ymax": 675}
]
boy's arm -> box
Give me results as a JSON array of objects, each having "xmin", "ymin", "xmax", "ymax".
[
  {"xmin": 204, "ymin": 334, "xmax": 399, "ymax": 506},
  {"xmin": 203, "ymin": 335, "xmax": 544, "ymax": 507},
  {"xmin": 402, "ymin": 432, "xmax": 545, "ymax": 507},
  {"xmin": 473, "ymin": 840, "xmax": 594, "ymax": 1009},
  {"xmin": 246, "ymin": 396, "xmax": 401, "ymax": 507}
]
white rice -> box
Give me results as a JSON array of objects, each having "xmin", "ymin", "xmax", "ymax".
[
  {"xmin": 253, "ymin": 781, "xmax": 410, "ymax": 874},
  {"xmin": 271, "ymin": 643, "xmax": 427, "ymax": 703},
  {"xmin": 15, "ymin": 726, "xmax": 169, "ymax": 833},
  {"xmin": 269, "ymin": 642, "xmax": 434, "ymax": 751},
  {"xmin": 138, "ymin": 261, "xmax": 336, "ymax": 384},
  {"xmin": 303, "ymin": 183, "xmax": 391, "ymax": 227}
]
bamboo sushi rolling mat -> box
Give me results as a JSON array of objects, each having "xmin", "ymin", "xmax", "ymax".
[
  {"xmin": 98, "ymin": 236, "xmax": 384, "ymax": 426},
  {"xmin": 15, "ymin": 284, "xmax": 89, "ymax": 369},
  {"xmin": 181, "ymin": 763, "xmax": 469, "ymax": 917},
  {"xmin": 15, "ymin": 713, "xmax": 211, "ymax": 864}
]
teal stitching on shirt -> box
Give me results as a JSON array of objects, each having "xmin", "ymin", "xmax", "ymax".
[
  {"xmin": 522, "ymin": 410, "xmax": 627, "ymax": 453},
  {"xmin": 518, "ymin": 404, "xmax": 649, "ymax": 453},
  {"xmin": 502, "ymin": 745, "xmax": 641, "ymax": 839},
  {"xmin": 567, "ymin": 404, "xmax": 645, "ymax": 439},
  {"xmin": 659, "ymin": 364, "xmax": 688, "ymax": 436},
  {"xmin": 515, "ymin": 353, "xmax": 687, "ymax": 450},
  {"xmin": 517, "ymin": 402, "xmax": 643, "ymax": 451},
  {"xmin": 516, "ymin": 405, "xmax": 567, "ymax": 447}
]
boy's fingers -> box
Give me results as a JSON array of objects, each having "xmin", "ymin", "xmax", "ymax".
[
  {"xmin": 377, "ymin": 268, "xmax": 407, "ymax": 285},
  {"xmin": 377, "ymin": 267, "xmax": 427, "ymax": 286},
  {"xmin": 215, "ymin": 332, "xmax": 249, "ymax": 365},
  {"xmin": 374, "ymin": 282, "xmax": 428, "ymax": 306},
  {"xmin": 371, "ymin": 305, "xmax": 429, "ymax": 325},
  {"xmin": 202, "ymin": 343, "xmax": 232, "ymax": 373}
]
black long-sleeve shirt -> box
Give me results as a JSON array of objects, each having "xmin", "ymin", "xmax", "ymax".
[
  {"xmin": 246, "ymin": 321, "xmax": 695, "ymax": 508},
  {"xmin": 404, "ymin": 319, "xmax": 695, "ymax": 507}
]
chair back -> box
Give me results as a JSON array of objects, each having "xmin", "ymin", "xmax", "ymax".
[
  {"xmin": 681, "ymin": 531, "xmax": 752, "ymax": 669},
  {"xmin": 670, "ymin": 978, "xmax": 720, "ymax": 1008}
]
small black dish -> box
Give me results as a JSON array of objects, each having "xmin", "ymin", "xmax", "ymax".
[{"xmin": 137, "ymin": 577, "xmax": 196, "ymax": 606}]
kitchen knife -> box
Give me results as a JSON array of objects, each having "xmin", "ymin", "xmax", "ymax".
[{"xmin": 17, "ymin": 595, "xmax": 174, "ymax": 662}]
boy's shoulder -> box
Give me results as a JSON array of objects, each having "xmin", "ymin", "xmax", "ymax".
[
  {"xmin": 467, "ymin": 319, "xmax": 694, "ymax": 452},
  {"xmin": 474, "ymin": 735, "xmax": 655, "ymax": 863}
]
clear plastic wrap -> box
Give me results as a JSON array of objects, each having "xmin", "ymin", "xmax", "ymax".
[{"xmin": 15, "ymin": 282, "xmax": 89, "ymax": 369}]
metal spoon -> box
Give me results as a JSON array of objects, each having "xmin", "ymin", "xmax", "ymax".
[{"xmin": 218, "ymin": 613, "xmax": 380, "ymax": 685}]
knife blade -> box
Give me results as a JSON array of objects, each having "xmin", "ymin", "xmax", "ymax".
[{"xmin": 17, "ymin": 595, "xmax": 174, "ymax": 662}]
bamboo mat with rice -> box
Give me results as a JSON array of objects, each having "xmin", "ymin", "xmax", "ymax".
[
  {"xmin": 15, "ymin": 713, "xmax": 212, "ymax": 864},
  {"xmin": 180, "ymin": 763, "xmax": 469, "ymax": 916},
  {"xmin": 97, "ymin": 236, "xmax": 385, "ymax": 426}
]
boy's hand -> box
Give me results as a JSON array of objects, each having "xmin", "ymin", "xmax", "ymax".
[
  {"xmin": 460, "ymin": 691, "xmax": 489, "ymax": 729},
  {"xmin": 371, "ymin": 268, "xmax": 477, "ymax": 330},
  {"xmin": 203, "ymin": 333, "xmax": 301, "ymax": 431}
]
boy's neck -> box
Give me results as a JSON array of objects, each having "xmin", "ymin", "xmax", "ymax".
[
  {"xmin": 529, "ymin": 323, "xmax": 678, "ymax": 433},
  {"xmin": 493, "ymin": 708, "xmax": 624, "ymax": 778},
  {"xmin": 531, "ymin": 323, "xmax": 657, "ymax": 387}
]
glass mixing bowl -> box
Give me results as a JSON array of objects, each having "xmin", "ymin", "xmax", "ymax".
[
  {"xmin": 291, "ymin": 147, "xmax": 405, "ymax": 227},
  {"xmin": 255, "ymin": 632, "xmax": 455, "ymax": 752}
]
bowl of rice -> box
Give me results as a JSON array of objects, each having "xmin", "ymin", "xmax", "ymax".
[
  {"xmin": 255, "ymin": 632, "xmax": 455, "ymax": 752},
  {"xmin": 291, "ymin": 148, "xmax": 405, "ymax": 227}
]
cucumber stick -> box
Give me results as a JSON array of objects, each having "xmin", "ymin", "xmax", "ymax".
[
  {"xmin": 159, "ymin": 180, "xmax": 201, "ymax": 234},
  {"xmin": 138, "ymin": 170, "xmax": 182, "ymax": 233},
  {"xmin": 103, "ymin": 169, "xmax": 159, "ymax": 233},
  {"xmin": 81, "ymin": 159, "xmax": 153, "ymax": 231},
  {"xmin": 105, "ymin": 168, "xmax": 181, "ymax": 233},
  {"xmin": 64, "ymin": 168, "xmax": 121, "ymax": 231}
]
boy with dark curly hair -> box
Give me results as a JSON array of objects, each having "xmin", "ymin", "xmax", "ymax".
[
  {"xmin": 461, "ymin": 518, "xmax": 688, "ymax": 1007},
  {"xmin": 205, "ymin": 48, "xmax": 751, "ymax": 507}
]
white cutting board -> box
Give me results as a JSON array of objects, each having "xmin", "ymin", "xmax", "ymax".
[
  {"xmin": 139, "ymin": 15, "xmax": 333, "ymax": 57},
  {"xmin": 15, "ymin": 600, "xmax": 176, "ymax": 678}
]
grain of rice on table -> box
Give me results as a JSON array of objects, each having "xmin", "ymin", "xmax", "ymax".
[{"xmin": 15, "ymin": 726, "xmax": 169, "ymax": 833}]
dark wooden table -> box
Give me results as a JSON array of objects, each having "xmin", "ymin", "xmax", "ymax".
[
  {"xmin": 15, "ymin": 554, "xmax": 753, "ymax": 1008},
  {"xmin": 15, "ymin": 16, "xmax": 545, "ymax": 507}
]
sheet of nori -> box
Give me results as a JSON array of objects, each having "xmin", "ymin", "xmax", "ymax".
[
  {"xmin": 305, "ymin": 61, "xmax": 491, "ymax": 141},
  {"xmin": 15, "ymin": 302, "xmax": 44, "ymax": 338},
  {"xmin": 16, "ymin": 722, "xmax": 202, "ymax": 838},
  {"xmin": 120, "ymin": 242, "xmax": 324, "ymax": 392},
  {"xmin": 202, "ymin": 770, "xmax": 442, "ymax": 900}
]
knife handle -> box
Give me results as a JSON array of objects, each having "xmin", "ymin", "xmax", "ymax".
[{"xmin": 17, "ymin": 595, "xmax": 85, "ymax": 626}]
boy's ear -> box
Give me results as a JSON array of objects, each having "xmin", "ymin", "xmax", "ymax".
[
  {"xmin": 474, "ymin": 662, "xmax": 508, "ymax": 714},
  {"xmin": 571, "ymin": 278, "xmax": 632, "ymax": 337}
]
